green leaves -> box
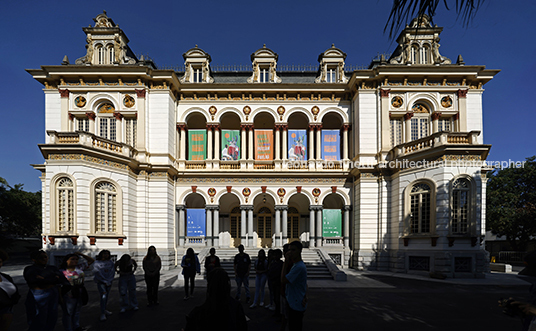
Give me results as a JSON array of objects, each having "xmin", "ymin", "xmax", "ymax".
[{"xmin": 487, "ymin": 156, "xmax": 536, "ymax": 251}]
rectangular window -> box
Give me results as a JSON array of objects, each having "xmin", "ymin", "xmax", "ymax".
[
  {"xmin": 454, "ymin": 257, "xmax": 472, "ymax": 272},
  {"xmin": 409, "ymin": 256, "xmax": 430, "ymax": 271},
  {"xmin": 193, "ymin": 68, "xmax": 202, "ymax": 83},
  {"xmin": 126, "ymin": 118, "xmax": 137, "ymax": 147},
  {"xmin": 78, "ymin": 118, "xmax": 89, "ymax": 132},
  {"xmin": 327, "ymin": 68, "xmax": 337, "ymax": 83},
  {"xmin": 453, "ymin": 190, "xmax": 469, "ymax": 234},
  {"xmin": 411, "ymin": 118, "xmax": 429, "ymax": 141},
  {"xmin": 438, "ymin": 118, "xmax": 451, "ymax": 132},
  {"xmin": 390, "ymin": 118, "xmax": 403, "ymax": 147},
  {"xmin": 260, "ymin": 68, "xmax": 269, "ymax": 83}
]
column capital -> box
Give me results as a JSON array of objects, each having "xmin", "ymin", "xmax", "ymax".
[
  {"xmin": 274, "ymin": 205, "xmax": 288, "ymax": 211},
  {"xmin": 380, "ymin": 89, "xmax": 390, "ymax": 97},
  {"xmin": 68, "ymin": 113, "xmax": 75, "ymax": 121},
  {"xmin": 342, "ymin": 123, "xmax": 351, "ymax": 131},
  {"xmin": 240, "ymin": 123, "xmax": 254, "ymax": 130},
  {"xmin": 86, "ymin": 112, "xmax": 96, "ymax": 121},
  {"xmin": 404, "ymin": 112, "xmax": 414, "ymax": 121},
  {"xmin": 457, "ymin": 89, "xmax": 468, "ymax": 98},
  {"xmin": 205, "ymin": 205, "xmax": 219, "ymax": 210},
  {"xmin": 310, "ymin": 205, "xmax": 323, "ymax": 211},
  {"xmin": 177, "ymin": 123, "xmax": 187, "ymax": 131},
  {"xmin": 59, "ymin": 89, "xmax": 70, "ymax": 98},
  {"xmin": 176, "ymin": 204, "xmax": 186, "ymax": 211},
  {"xmin": 431, "ymin": 112, "xmax": 441, "ymax": 121},
  {"xmin": 135, "ymin": 89, "xmax": 146, "ymax": 98},
  {"xmin": 113, "ymin": 112, "xmax": 123, "ymax": 121},
  {"xmin": 453, "ymin": 112, "xmax": 460, "ymax": 121},
  {"xmin": 343, "ymin": 205, "xmax": 352, "ymax": 211},
  {"xmin": 240, "ymin": 205, "xmax": 254, "ymax": 211}
]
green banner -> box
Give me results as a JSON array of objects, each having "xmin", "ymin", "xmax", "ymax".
[
  {"xmin": 188, "ymin": 130, "xmax": 206, "ymax": 160},
  {"xmin": 322, "ymin": 209, "xmax": 342, "ymax": 237},
  {"xmin": 221, "ymin": 130, "xmax": 240, "ymax": 161}
]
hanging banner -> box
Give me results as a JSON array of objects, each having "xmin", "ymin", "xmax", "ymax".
[
  {"xmin": 221, "ymin": 130, "xmax": 241, "ymax": 161},
  {"xmin": 188, "ymin": 130, "xmax": 206, "ymax": 161},
  {"xmin": 288, "ymin": 130, "xmax": 307, "ymax": 161},
  {"xmin": 321, "ymin": 130, "xmax": 340, "ymax": 161},
  {"xmin": 186, "ymin": 209, "xmax": 206, "ymax": 237},
  {"xmin": 322, "ymin": 209, "xmax": 342, "ymax": 237},
  {"xmin": 254, "ymin": 130, "xmax": 273, "ymax": 160}
]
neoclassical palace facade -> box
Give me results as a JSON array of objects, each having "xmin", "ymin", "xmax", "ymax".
[{"xmin": 29, "ymin": 12, "xmax": 498, "ymax": 277}]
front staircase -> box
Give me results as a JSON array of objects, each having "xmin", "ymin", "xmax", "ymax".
[{"xmin": 199, "ymin": 248, "xmax": 335, "ymax": 280}]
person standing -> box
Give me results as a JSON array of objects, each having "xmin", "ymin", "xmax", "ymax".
[
  {"xmin": 0, "ymin": 249, "xmax": 20, "ymax": 331},
  {"xmin": 204, "ymin": 248, "xmax": 221, "ymax": 276},
  {"xmin": 281, "ymin": 241, "xmax": 307, "ymax": 331},
  {"xmin": 181, "ymin": 248, "xmax": 200, "ymax": 300},
  {"xmin": 233, "ymin": 245, "xmax": 251, "ymax": 303},
  {"xmin": 24, "ymin": 250, "xmax": 71, "ymax": 331},
  {"xmin": 143, "ymin": 246, "xmax": 161, "ymax": 307},
  {"xmin": 115, "ymin": 254, "xmax": 138, "ymax": 313},
  {"xmin": 267, "ymin": 249, "xmax": 283, "ymax": 314},
  {"xmin": 250, "ymin": 249, "xmax": 268, "ymax": 308},
  {"xmin": 93, "ymin": 250, "xmax": 115, "ymax": 321},
  {"xmin": 59, "ymin": 252, "xmax": 94, "ymax": 331}
]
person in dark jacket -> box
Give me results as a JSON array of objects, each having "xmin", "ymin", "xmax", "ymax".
[
  {"xmin": 184, "ymin": 268, "xmax": 247, "ymax": 331},
  {"xmin": 0, "ymin": 249, "xmax": 20, "ymax": 331},
  {"xmin": 181, "ymin": 248, "xmax": 200, "ymax": 300},
  {"xmin": 204, "ymin": 248, "xmax": 221, "ymax": 276},
  {"xmin": 24, "ymin": 250, "xmax": 71, "ymax": 331},
  {"xmin": 143, "ymin": 246, "xmax": 162, "ymax": 306},
  {"xmin": 115, "ymin": 254, "xmax": 138, "ymax": 313}
]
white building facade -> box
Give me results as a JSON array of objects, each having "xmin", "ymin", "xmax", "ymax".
[{"xmin": 29, "ymin": 12, "xmax": 498, "ymax": 277}]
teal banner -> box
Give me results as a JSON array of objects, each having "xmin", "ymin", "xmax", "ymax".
[{"xmin": 322, "ymin": 209, "xmax": 342, "ymax": 237}]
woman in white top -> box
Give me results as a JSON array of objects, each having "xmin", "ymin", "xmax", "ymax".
[{"xmin": 0, "ymin": 249, "xmax": 20, "ymax": 331}]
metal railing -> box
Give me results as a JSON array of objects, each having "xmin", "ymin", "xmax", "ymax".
[{"xmin": 497, "ymin": 251, "xmax": 526, "ymax": 263}]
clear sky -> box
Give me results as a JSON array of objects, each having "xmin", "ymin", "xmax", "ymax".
[{"xmin": 1, "ymin": 0, "xmax": 534, "ymax": 192}]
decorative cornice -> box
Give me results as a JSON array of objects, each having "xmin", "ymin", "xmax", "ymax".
[
  {"xmin": 113, "ymin": 112, "xmax": 123, "ymax": 121},
  {"xmin": 86, "ymin": 112, "xmax": 96, "ymax": 121},
  {"xmin": 404, "ymin": 112, "xmax": 414, "ymax": 121},
  {"xmin": 176, "ymin": 177, "xmax": 347, "ymax": 184},
  {"xmin": 48, "ymin": 154, "xmax": 129, "ymax": 170},
  {"xmin": 431, "ymin": 112, "xmax": 441, "ymax": 121},
  {"xmin": 457, "ymin": 89, "xmax": 468, "ymax": 98}
]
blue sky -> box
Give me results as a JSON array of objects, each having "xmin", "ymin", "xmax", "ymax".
[{"xmin": 1, "ymin": 0, "xmax": 535, "ymax": 192}]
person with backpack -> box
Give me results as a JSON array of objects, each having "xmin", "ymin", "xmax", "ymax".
[
  {"xmin": 204, "ymin": 248, "xmax": 221, "ymax": 276},
  {"xmin": 181, "ymin": 248, "xmax": 200, "ymax": 300},
  {"xmin": 115, "ymin": 254, "xmax": 138, "ymax": 313},
  {"xmin": 233, "ymin": 245, "xmax": 251, "ymax": 303}
]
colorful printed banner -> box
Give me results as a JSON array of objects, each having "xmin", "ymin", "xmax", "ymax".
[
  {"xmin": 288, "ymin": 130, "xmax": 307, "ymax": 161},
  {"xmin": 254, "ymin": 130, "xmax": 273, "ymax": 161},
  {"xmin": 221, "ymin": 130, "xmax": 240, "ymax": 161},
  {"xmin": 188, "ymin": 130, "xmax": 206, "ymax": 161},
  {"xmin": 322, "ymin": 209, "xmax": 342, "ymax": 237},
  {"xmin": 321, "ymin": 130, "xmax": 340, "ymax": 161},
  {"xmin": 186, "ymin": 209, "xmax": 206, "ymax": 237}
]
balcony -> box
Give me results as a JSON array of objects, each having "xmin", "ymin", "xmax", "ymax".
[{"xmin": 46, "ymin": 131, "xmax": 136, "ymax": 158}]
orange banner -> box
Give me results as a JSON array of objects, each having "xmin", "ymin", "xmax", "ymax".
[{"xmin": 254, "ymin": 130, "xmax": 273, "ymax": 161}]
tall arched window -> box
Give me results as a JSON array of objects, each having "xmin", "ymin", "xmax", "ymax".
[
  {"xmin": 95, "ymin": 182, "xmax": 117, "ymax": 233},
  {"xmin": 452, "ymin": 178, "xmax": 471, "ymax": 235},
  {"xmin": 96, "ymin": 44, "xmax": 104, "ymax": 64},
  {"xmin": 410, "ymin": 45, "xmax": 418, "ymax": 64},
  {"xmin": 257, "ymin": 207, "xmax": 272, "ymax": 239},
  {"xmin": 230, "ymin": 206, "xmax": 241, "ymax": 240},
  {"xmin": 57, "ymin": 177, "xmax": 74, "ymax": 233},
  {"xmin": 107, "ymin": 45, "xmax": 115, "ymax": 64},
  {"xmin": 409, "ymin": 183, "xmax": 431, "ymax": 234},
  {"xmin": 420, "ymin": 45, "xmax": 430, "ymax": 64},
  {"xmin": 97, "ymin": 103, "xmax": 116, "ymax": 141},
  {"xmin": 411, "ymin": 103, "xmax": 430, "ymax": 141}
]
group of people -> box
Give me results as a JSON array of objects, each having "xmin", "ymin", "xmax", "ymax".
[{"xmin": 0, "ymin": 242, "xmax": 307, "ymax": 331}]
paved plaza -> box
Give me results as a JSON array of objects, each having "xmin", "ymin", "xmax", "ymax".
[{"xmin": 3, "ymin": 259, "xmax": 533, "ymax": 331}]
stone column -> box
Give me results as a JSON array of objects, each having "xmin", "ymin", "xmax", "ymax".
[
  {"xmin": 214, "ymin": 125, "xmax": 220, "ymax": 160},
  {"xmin": 206, "ymin": 206, "xmax": 213, "ymax": 246},
  {"xmin": 59, "ymin": 89, "xmax": 69, "ymax": 131},
  {"xmin": 316, "ymin": 207, "xmax": 323, "ymax": 247},
  {"xmin": 240, "ymin": 206, "xmax": 247, "ymax": 245},
  {"xmin": 343, "ymin": 205, "xmax": 351, "ymax": 248},
  {"xmin": 342, "ymin": 124, "xmax": 349, "ymax": 160},
  {"xmin": 316, "ymin": 124, "xmax": 322, "ymax": 161},
  {"xmin": 275, "ymin": 206, "xmax": 282, "ymax": 247},
  {"xmin": 68, "ymin": 113, "xmax": 74, "ymax": 132},
  {"xmin": 404, "ymin": 112, "xmax": 413, "ymax": 142},
  {"xmin": 248, "ymin": 207, "xmax": 254, "ymax": 247},
  {"xmin": 213, "ymin": 207, "xmax": 220, "ymax": 247},
  {"xmin": 135, "ymin": 89, "xmax": 146, "ymax": 151},
  {"xmin": 87, "ymin": 112, "xmax": 96, "ymax": 134},
  {"xmin": 240, "ymin": 124, "xmax": 247, "ymax": 161},
  {"xmin": 275, "ymin": 125, "xmax": 281, "ymax": 161},
  {"xmin": 308, "ymin": 124, "xmax": 315, "ymax": 160},
  {"xmin": 248, "ymin": 125, "xmax": 254, "ymax": 161},
  {"xmin": 207, "ymin": 124, "xmax": 213, "ymax": 160},
  {"xmin": 282, "ymin": 206, "xmax": 288, "ymax": 244},
  {"xmin": 431, "ymin": 112, "xmax": 440, "ymax": 133},
  {"xmin": 179, "ymin": 124, "xmax": 187, "ymax": 160},
  {"xmin": 177, "ymin": 205, "xmax": 185, "ymax": 247},
  {"xmin": 113, "ymin": 112, "xmax": 123, "ymax": 143},
  {"xmin": 309, "ymin": 206, "xmax": 316, "ymax": 248},
  {"xmin": 282, "ymin": 125, "xmax": 288, "ymax": 160},
  {"xmin": 457, "ymin": 89, "xmax": 468, "ymax": 132}
]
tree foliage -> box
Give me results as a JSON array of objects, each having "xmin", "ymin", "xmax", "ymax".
[
  {"xmin": 487, "ymin": 156, "xmax": 536, "ymax": 251},
  {"xmin": 385, "ymin": 0, "xmax": 483, "ymax": 39},
  {"xmin": 0, "ymin": 177, "xmax": 41, "ymax": 239}
]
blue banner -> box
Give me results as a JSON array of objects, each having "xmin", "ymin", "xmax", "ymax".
[
  {"xmin": 288, "ymin": 130, "xmax": 307, "ymax": 161},
  {"xmin": 187, "ymin": 209, "xmax": 206, "ymax": 237},
  {"xmin": 321, "ymin": 130, "xmax": 340, "ymax": 161}
]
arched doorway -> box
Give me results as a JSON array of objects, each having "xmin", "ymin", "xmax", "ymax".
[
  {"xmin": 257, "ymin": 206, "xmax": 273, "ymax": 248},
  {"xmin": 230, "ymin": 206, "xmax": 242, "ymax": 247},
  {"xmin": 219, "ymin": 192, "xmax": 241, "ymax": 248},
  {"xmin": 287, "ymin": 207, "xmax": 300, "ymax": 242}
]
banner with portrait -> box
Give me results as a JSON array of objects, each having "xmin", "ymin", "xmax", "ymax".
[
  {"xmin": 288, "ymin": 130, "xmax": 307, "ymax": 161},
  {"xmin": 186, "ymin": 209, "xmax": 206, "ymax": 237},
  {"xmin": 221, "ymin": 130, "xmax": 240, "ymax": 161},
  {"xmin": 254, "ymin": 130, "xmax": 273, "ymax": 160},
  {"xmin": 188, "ymin": 130, "xmax": 207, "ymax": 161},
  {"xmin": 321, "ymin": 130, "xmax": 340, "ymax": 161}
]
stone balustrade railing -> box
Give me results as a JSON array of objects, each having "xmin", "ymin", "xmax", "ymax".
[
  {"xmin": 47, "ymin": 130, "xmax": 136, "ymax": 158},
  {"xmin": 389, "ymin": 131, "xmax": 481, "ymax": 160}
]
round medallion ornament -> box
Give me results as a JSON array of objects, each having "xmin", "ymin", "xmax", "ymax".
[
  {"xmin": 277, "ymin": 106, "xmax": 285, "ymax": 120},
  {"xmin": 312, "ymin": 188, "xmax": 321, "ymax": 197},
  {"xmin": 441, "ymin": 96, "xmax": 453, "ymax": 108},
  {"xmin": 75, "ymin": 96, "xmax": 86, "ymax": 108},
  {"xmin": 123, "ymin": 95, "xmax": 135, "ymax": 108},
  {"xmin": 209, "ymin": 106, "xmax": 217, "ymax": 120},
  {"xmin": 208, "ymin": 188, "xmax": 216, "ymax": 197},
  {"xmin": 242, "ymin": 188, "xmax": 251, "ymax": 197},
  {"xmin": 311, "ymin": 106, "xmax": 320, "ymax": 121},
  {"xmin": 391, "ymin": 96, "xmax": 403, "ymax": 108},
  {"xmin": 243, "ymin": 106, "xmax": 251, "ymax": 120},
  {"xmin": 277, "ymin": 188, "xmax": 286, "ymax": 197}
]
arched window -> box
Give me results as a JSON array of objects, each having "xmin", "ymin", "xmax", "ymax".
[
  {"xmin": 287, "ymin": 207, "xmax": 300, "ymax": 240},
  {"xmin": 411, "ymin": 103, "xmax": 430, "ymax": 141},
  {"xmin": 410, "ymin": 45, "xmax": 418, "ymax": 64},
  {"xmin": 409, "ymin": 183, "xmax": 432, "ymax": 234},
  {"xmin": 57, "ymin": 177, "xmax": 74, "ymax": 233},
  {"xmin": 420, "ymin": 45, "xmax": 430, "ymax": 64},
  {"xmin": 96, "ymin": 44, "xmax": 104, "ymax": 64},
  {"xmin": 97, "ymin": 103, "xmax": 116, "ymax": 141},
  {"xmin": 107, "ymin": 45, "xmax": 115, "ymax": 64},
  {"xmin": 257, "ymin": 207, "xmax": 272, "ymax": 239},
  {"xmin": 452, "ymin": 178, "xmax": 471, "ymax": 235},
  {"xmin": 95, "ymin": 182, "xmax": 117, "ymax": 233}
]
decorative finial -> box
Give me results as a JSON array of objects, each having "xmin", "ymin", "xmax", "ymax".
[
  {"xmin": 331, "ymin": 43, "xmax": 335, "ymax": 48},
  {"xmin": 456, "ymin": 54, "xmax": 465, "ymax": 66},
  {"xmin": 263, "ymin": 44, "xmax": 266, "ymax": 48},
  {"xmin": 103, "ymin": 10, "xmax": 107, "ymax": 15},
  {"xmin": 62, "ymin": 55, "xmax": 69, "ymax": 65},
  {"xmin": 195, "ymin": 44, "xmax": 198, "ymax": 48}
]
